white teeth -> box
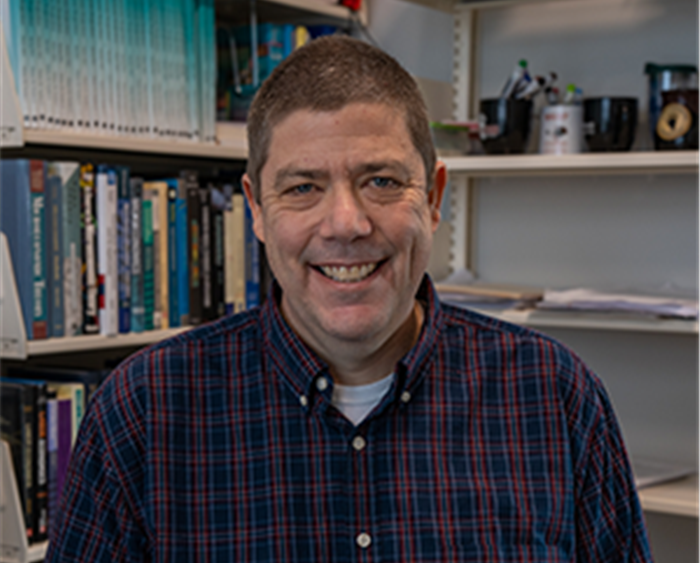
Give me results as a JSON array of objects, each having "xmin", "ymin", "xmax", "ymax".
[{"xmin": 319, "ymin": 262, "xmax": 378, "ymax": 283}]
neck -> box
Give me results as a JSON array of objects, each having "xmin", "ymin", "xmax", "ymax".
[{"xmin": 323, "ymin": 300, "xmax": 424, "ymax": 386}]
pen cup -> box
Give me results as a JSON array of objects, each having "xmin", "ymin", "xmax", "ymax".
[
  {"xmin": 479, "ymin": 98, "xmax": 533, "ymax": 154},
  {"xmin": 539, "ymin": 105, "xmax": 583, "ymax": 155}
]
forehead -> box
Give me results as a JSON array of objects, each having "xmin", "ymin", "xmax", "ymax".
[{"xmin": 263, "ymin": 103, "xmax": 418, "ymax": 172}]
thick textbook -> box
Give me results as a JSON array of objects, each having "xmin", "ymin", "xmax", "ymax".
[
  {"xmin": 116, "ymin": 167, "xmax": 132, "ymax": 333},
  {"xmin": 130, "ymin": 177, "xmax": 145, "ymax": 332},
  {"xmin": 96, "ymin": 166, "xmax": 118, "ymax": 336},
  {"xmin": 80, "ymin": 164, "xmax": 100, "ymax": 334},
  {"xmin": 30, "ymin": 161, "xmax": 49, "ymax": 339},
  {"xmin": 45, "ymin": 166, "xmax": 64, "ymax": 337}
]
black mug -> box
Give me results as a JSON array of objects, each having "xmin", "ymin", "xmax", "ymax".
[
  {"xmin": 479, "ymin": 99, "xmax": 533, "ymax": 154},
  {"xmin": 583, "ymin": 97, "xmax": 638, "ymax": 152}
]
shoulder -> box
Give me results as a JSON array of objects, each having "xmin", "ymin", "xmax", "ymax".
[
  {"xmin": 92, "ymin": 309, "xmax": 262, "ymax": 416},
  {"xmin": 438, "ymin": 301, "xmax": 608, "ymax": 420}
]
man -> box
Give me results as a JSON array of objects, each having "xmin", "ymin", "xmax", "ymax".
[{"xmin": 47, "ymin": 36, "xmax": 652, "ymax": 562}]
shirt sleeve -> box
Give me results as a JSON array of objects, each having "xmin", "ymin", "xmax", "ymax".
[
  {"xmin": 571, "ymin": 370, "xmax": 654, "ymax": 563},
  {"xmin": 44, "ymin": 364, "xmax": 151, "ymax": 562}
]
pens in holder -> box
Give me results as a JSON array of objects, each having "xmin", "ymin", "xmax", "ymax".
[{"xmin": 500, "ymin": 60, "xmax": 529, "ymax": 99}]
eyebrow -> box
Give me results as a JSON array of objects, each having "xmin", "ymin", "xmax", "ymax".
[{"xmin": 273, "ymin": 159, "xmax": 413, "ymax": 188}]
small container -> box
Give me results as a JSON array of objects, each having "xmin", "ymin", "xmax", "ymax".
[
  {"xmin": 644, "ymin": 63, "xmax": 697, "ymax": 144},
  {"xmin": 539, "ymin": 105, "xmax": 583, "ymax": 155},
  {"xmin": 583, "ymin": 97, "xmax": 638, "ymax": 152},
  {"xmin": 430, "ymin": 122, "xmax": 478, "ymax": 156},
  {"xmin": 655, "ymin": 89, "xmax": 698, "ymax": 150},
  {"xmin": 479, "ymin": 98, "xmax": 533, "ymax": 154}
]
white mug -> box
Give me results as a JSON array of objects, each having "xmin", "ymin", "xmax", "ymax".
[{"xmin": 539, "ymin": 105, "xmax": 583, "ymax": 154}]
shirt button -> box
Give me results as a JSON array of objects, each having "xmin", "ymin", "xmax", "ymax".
[
  {"xmin": 315, "ymin": 377, "xmax": 329, "ymax": 392},
  {"xmin": 356, "ymin": 532, "xmax": 372, "ymax": 548},
  {"xmin": 352, "ymin": 435, "xmax": 366, "ymax": 451},
  {"xmin": 400, "ymin": 391, "xmax": 411, "ymax": 403},
  {"xmin": 299, "ymin": 395, "xmax": 308, "ymax": 407}
]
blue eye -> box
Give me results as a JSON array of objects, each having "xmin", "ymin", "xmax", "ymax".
[
  {"xmin": 291, "ymin": 183, "xmax": 314, "ymax": 195},
  {"xmin": 369, "ymin": 177, "xmax": 394, "ymax": 188}
]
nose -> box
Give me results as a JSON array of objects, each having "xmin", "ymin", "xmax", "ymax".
[{"xmin": 318, "ymin": 183, "xmax": 372, "ymax": 241}]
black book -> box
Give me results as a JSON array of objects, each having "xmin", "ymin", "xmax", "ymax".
[
  {"xmin": 199, "ymin": 185, "xmax": 213, "ymax": 321},
  {"xmin": 0, "ymin": 381, "xmax": 34, "ymax": 543},
  {"xmin": 3, "ymin": 378, "xmax": 49, "ymax": 543},
  {"xmin": 183, "ymin": 171, "xmax": 202, "ymax": 325},
  {"xmin": 210, "ymin": 187, "xmax": 227, "ymax": 319}
]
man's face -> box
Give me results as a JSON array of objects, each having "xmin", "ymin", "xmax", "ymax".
[{"xmin": 243, "ymin": 102, "xmax": 446, "ymax": 355}]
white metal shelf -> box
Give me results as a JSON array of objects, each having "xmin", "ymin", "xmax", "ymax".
[
  {"xmin": 469, "ymin": 307, "xmax": 699, "ymax": 334},
  {"xmin": 22, "ymin": 124, "xmax": 248, "ymax": 160},
  {"xmin": 442, "ymin": 151, "xmax": 699, "ymax": 177},
  {"xmin": 22, "ymin": 327, "xmax": 192, "ymax": 357},
  {"xmin": 639, "ymin": 474, "xmax": 699, "ymax": 518}
]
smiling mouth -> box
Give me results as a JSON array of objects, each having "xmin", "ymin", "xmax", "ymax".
[{"xmin": 314, "ymin": 261, "xmax": 385, "ymax": 283}]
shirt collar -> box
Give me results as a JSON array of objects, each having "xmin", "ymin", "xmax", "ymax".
[{"xmin": 260, "ymin": 274, "xmax": 444, "ymax": 406}]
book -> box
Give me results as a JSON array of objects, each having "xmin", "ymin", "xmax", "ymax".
[
  {"xmin": 0, "ymin": 381, "xmax": 33, "ymax": 542},
  {"xmin": 143, "ymin": 182, "xmax": 167, "ymax": 329},
  {"xmin": 55, "ymin": 162, "xmax": 83, "ymax": 337},
  {"xmin": 184, "ymin": 172, "xmax": 202, "ymax": 325},
  {"xmin": 210, "ymin": 187, "xmax": 226, "ymax": 319},
  {"xmin": 231, "ymin": 193, "xmax": 246, "ymax": 313},
  {"xmin": 244, "ymin": 195, "xmax": 260, "ymax": 309},
  {"xmin": 46, "ymin": 395, "xmax": 58, "ymax": 533},
  {"xmin": 223, "ymin": 185, "xmax": 235, "ymax": 315},
  {"xmin": 45, "ymin": 163, "xmax": 64, "ymax": 337},
  {"xmin": 2, "ymin": 378, "xmax": 49, "ymax": 543},
  {"xmin": 176, "ymin": 176, "xmax": 190, "ymax": 325},
  {"xmin": 142, "ymin": 196, "xmax": 154, "ymax": 331},
  {"xmin": 199, "ymin": 184, "xmax": 213, "ymax": 321},
  {"xmin": 29, "ymin": 160, "xmax": 49, "ymax": 339},
  {"xmin": 55, "ymin": 397, "xmax": 72, "ymax": 515},
  {"xmin": 166, "ymin": 179, "xmax": 179, "ymax": 327},
  {"xmin": 0, "ymin": 160, "xmax": 35, "ymax": 340},
  {"xmin": 47, "ymin": 382, "xmax": 84, "ymax": 448},
  {"xmin": 80, "ymin": 163, "xmax": 99, "ymax": 334},
  {"xmin": 116, "ymin": 166, "xmax": 131, "ymax": 333},
  {"xmin": 96, "ymin": 165, "xmax": 118, "ymax": 336},
  {"xmin": 130, "ymin": 177, "xmax": 145, "ymax": 332}
]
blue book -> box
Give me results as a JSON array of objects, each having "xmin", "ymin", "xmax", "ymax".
[
  {"xmin": 45, "ymin": 165, "xmax": 64, "ymax": 337},
  {"xmin": 142, "ymin": 198, "xmax": 154, "ymax": 331},
  {"xmin": 116, "ymin": 167, "xmax": 131, "ymax": 333},
  {"xmin": 166, "ymin": 179, "xmax": 179, "ymax": 327},
  {"xmin": 244, "ymin": 196, "xmax": 260, "ymax": 309},
  {"xmin": 0, "ymin": 160, "xmax": 34, "ymax": 339}
]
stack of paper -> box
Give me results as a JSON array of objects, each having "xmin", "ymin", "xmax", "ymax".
[{"xmin": 537, "ymin": 288, "xmax": 698, "ymax": 319}]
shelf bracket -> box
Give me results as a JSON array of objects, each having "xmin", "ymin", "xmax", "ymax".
[
  {"xmin": 0, "ymin": 233, "xmax": 27, "ymax": 360},
  {"xmin": 0, "ymin": 26, "xmax": 24, "ymax": 148}
]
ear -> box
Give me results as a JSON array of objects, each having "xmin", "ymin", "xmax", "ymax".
[
  {"xmin": 427, "ymin": 161, "xmax": 447, "ymax": 232},
  {"xmin": 242, "ymin": 173, "xmax": 266, "ymax": 244}
]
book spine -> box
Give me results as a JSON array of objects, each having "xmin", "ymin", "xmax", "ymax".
[
  {"xmin": 142, "ymin": 198, "xmax": 154, "ymax": 330},
  {"xmin": 176, "ymin": 179, "xmax": 190, "ymax": 325},
  {"xmin": 117, "ymin": 167, "xmax": 131, "ymax": 333},
  {"xmin": 46, "ymin": 397, "xmax": 58, "ymax": 534},
  {"xmin": 244, "ymin": 195, "xmax": 260, "ymax": 310},
  {"xmin": 46, "ymin": 167, "xmax": 64, "ymax": 337},
  {"xmin": 210, "ymin": 188, "xmax": 226, "ymax": 319},
  {"xmin": 30, "ymin": 160, "xmax": 48, "ymax": 339},
  {"xmin": 232, "ymin": 193, "xmax": 246, "ymax": 313},
  {"xmin": 199, "ymin": 185, "xmax": 212, "ymax": 321},
  {"xmin": 55, "ymin": 398, "xmax": 72, "ymax": 512},
  {"xmin": 96, "ymin": 166, "xmax": 118, "ymax": 336},
  {"xmin": 130, "ymin": 178, "xmax": 145, "ymax": 332},
  {"xmin": 60, "ymin": 163, "xmax": 83, "ymax": 336},
  {"xmin": 223, "ymin": 187, "xmax": 235, "ymax": 315},
  {"xmin": 80, "ymin": 164, "xmax": 99, "ymax": 334},
  {"xmin": 0, "ymin": 160, "xmax": 35, "ymax": 339},
  {"xmin": 143, "ymin": 188, "xmax": 161, "ymax": 329},
  {"xmin": 21, "ymin": 385, "xmax": 34, "ymax": 541},
  {"xmin": 185, "ymin": 173, "xmax": 201, "ymax": 325},
  {"xmin": 33, "ymin": 383, "xmax": 48, "ymax": 542},
  {"xmin": 158, "ymin": 183, "xmax": 169, "ymax": 328},
  {"xmin": 167, "ymin": 181, "xmax": 179, "ymax": 327}
]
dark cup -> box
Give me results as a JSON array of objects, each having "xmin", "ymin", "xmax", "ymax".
[
  {"xmin": 479, "ymin": 98, "xmax": 533, "ymax": 154},
  {"xmin": 654, "ymin": 89, "xmax": 698, "ymax": 150},
  {"xmin": 583, "ymin": 97, "xmax": 638, "ymax": 152}
]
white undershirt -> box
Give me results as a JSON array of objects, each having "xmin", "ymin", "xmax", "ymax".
[{"xmin": 331, "ymin": 373, "xmax": 395, "ymax": 426}]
